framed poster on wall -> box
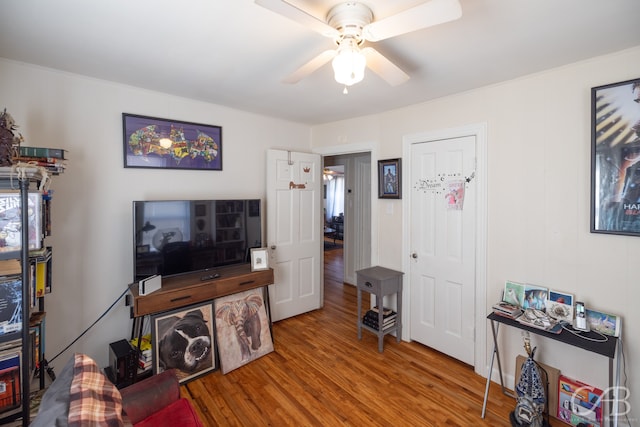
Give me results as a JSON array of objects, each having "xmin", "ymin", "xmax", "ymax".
[
  {"xmin": 123, "ymin": 113, "xmax": 222, "ymax": 171},
  {"xmin": 591, "ymin": 77, "xmax": 640, "ymax": 235}
]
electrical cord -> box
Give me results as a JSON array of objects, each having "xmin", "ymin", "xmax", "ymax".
[
  {"xmin": 41, "ymin": 282, "xmax": 138, "ymax": 380},
  {"xmin": 559, "ymin": 321, "xmax": 609, "ymax": 342},
  {"xmin": 616, "ymin": 337, "xmax": 631, "ymax": 426}
]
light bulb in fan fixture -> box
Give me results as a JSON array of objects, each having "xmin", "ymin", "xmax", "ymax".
[{"xmin": 332, "ymin": 37, "xmax": 366, "ymax": 87}]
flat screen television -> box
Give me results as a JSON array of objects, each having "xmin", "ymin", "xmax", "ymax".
[{"xmin": 133, "ymin": 199, "xmax": 262, "ymax": 281}]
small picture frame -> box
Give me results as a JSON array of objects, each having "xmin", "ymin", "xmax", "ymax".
[
  {"xmin": 378, "ymin": 158, "xmax": 402, "ymax": 199},
  {"xmin": 250, "ymin": 248, "xmax": 269, "ymax": 271},
  {"xmin": 545, "ymin": 290, "xmax": 574, "ymax": 323},
  {"xmin": 151, "ymin": 302, "xmax": 217, "ymax": 384}
]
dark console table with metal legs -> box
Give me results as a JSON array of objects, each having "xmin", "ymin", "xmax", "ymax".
[{"xmin": 482, "ymin": 312, "xmax": 621, "ymax": 427}]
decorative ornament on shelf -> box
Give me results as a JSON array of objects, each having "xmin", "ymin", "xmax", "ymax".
[{"xmin": 0, "ymin": 108, "xmax": 24, "ymax": 166}]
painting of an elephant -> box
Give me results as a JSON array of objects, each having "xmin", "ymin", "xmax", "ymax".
[{"xmin": 214, "ymin": 288, "xmax": 274, "ymax": 374}]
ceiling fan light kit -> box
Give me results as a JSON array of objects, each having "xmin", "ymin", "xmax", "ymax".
[
  {"xmin": 332, "ymin": 37, "xmax": 366, "ymax": 87},
  {"xmin": 256, "ymin": 0, "xmax": 462, "ymax": 90}
]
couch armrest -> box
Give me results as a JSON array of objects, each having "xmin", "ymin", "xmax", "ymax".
[{"xmin": 120, "ymin": 369, "xmax": 181, "ymax": 424}]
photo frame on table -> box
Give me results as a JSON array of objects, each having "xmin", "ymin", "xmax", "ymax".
[
  {"xmin": 151, "ymin": 302, "xmax": 217, "ymax": 384},
  {"xmin": 214, "ymin": 287, "xmax": 274, "ymax": 374},
  {"xmin": 123, "ymin": 113, "xmax": 222, "ymax": 171},
  {"xmin": 590, "ymin": 77, "xmax": 640, "ymax": 236},
  {"xmin": 378, "ymin": 158, "xmax": 402, "ymax": 199},
  {"xmin": 545, "ymin": 290, "xmax": 574, "ymax": 323},
  {"xmin": 250, "ymin": 248, "xmax": 269, "ymax": 271}
]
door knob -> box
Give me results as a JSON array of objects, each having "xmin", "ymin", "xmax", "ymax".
[
  {"xmin": 411, "ymin": 252, "xmax": 418, "ymax": 259},
  {"xmin": 270, "ymin": 245, "xmax": 277, "ymax": 250}
]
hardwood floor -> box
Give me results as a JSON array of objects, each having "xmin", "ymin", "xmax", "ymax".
[{"xmin": 181, "ymin": 246, "xmax": 516, "ymax": 426}]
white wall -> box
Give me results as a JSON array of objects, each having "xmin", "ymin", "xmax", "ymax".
[
  {"xmin": 0, "ymin": 59, "xmax": 311, "ymax": 371},
  {"xmin": 2, "ymin": 44, "xmax": 638, "ymax": 422},
  {"xmin": 312, "ymin": 46, "xmax": 640, "ymax": 423}
]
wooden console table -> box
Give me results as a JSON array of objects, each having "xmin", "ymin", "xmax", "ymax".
[
  {"xmin": 129, "ymin": 263, "xmax": 274, "ymax": 318},
  {"xmin": 128, "ymin": 264, "xmax": 274, "ymax": 381}
]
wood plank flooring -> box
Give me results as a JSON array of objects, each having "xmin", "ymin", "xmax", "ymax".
[{"xmin": 181, "ymin": 245, "xmax": 517, "ymax": 426}]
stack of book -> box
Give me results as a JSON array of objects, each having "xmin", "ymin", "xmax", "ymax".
[
  {"xmin": 362, "ymin": 306, "xmax": 397, "ymax": 331},
  {"xmin": 14, "ymin": 146, "xmax": 68, "ymax": 174},
  {"xmin": 492, "ymin": 301, "xmax": 523, "ymax": 319},
  {"xmin": 130, "ymin": 334, "xmax": 152, "ymax": 372}
]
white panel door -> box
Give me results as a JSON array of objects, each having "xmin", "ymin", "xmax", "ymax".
[
  {"xmin": 266, "ymin": 149, "xmax": 322, "ymax": 321},
  {"xmin": 409, "ymin": 135, "xmax": 476, "ymax": 365}
]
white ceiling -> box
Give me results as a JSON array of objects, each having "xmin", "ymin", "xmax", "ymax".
[{"xmin": 1, "ymin": 0, "xmax": 639, "ymax": 125}]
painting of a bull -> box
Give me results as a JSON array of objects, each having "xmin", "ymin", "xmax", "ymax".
[{"xmin": 214, "ymin": 288, "xmax": 274, "ymax": 374}]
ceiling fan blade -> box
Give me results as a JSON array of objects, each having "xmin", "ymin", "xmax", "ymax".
[
  {"xmin": 362, "ymin": 48, "xmax": 409, "ymax": 87},
  {"xmin": 255, "ymin": 0, "xmax": 338, "ymax": 38},
  {"xmin": 363, "ymin": 0, "xmax": 462, "ymax": 42},
  {"xmin": 283, "ymin": 49, "xmax": 336, "ymax": 84}
]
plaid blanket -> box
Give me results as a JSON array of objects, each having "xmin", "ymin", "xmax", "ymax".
[{"xmin": 67, "ymin": 353, "xmax": 126, "ymax": 427}]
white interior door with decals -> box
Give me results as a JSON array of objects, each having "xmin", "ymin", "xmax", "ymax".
[
  {"xmin": 266, "ymin": 149, "xmax": 322, "ymax": 322},
  {"xmin": 409, "ymin": 135, "xmax": 476, "ymax": 365}
]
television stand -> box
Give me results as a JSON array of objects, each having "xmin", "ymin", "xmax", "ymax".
[
  {"xmin": 128, "ymin": 263, "xmax": 274, "ymax": 381},
  {"xmin": 199, "ymin": 272, "xmax": 220, "ymax": 281},
  {"xmin": 129, "ymin": 263, "xmax": 273, "ymax": 318}
]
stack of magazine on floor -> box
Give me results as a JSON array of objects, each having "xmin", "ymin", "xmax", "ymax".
[{"xmin": 362, "ymin": 306, "xmax": 397, "ymax": 331}]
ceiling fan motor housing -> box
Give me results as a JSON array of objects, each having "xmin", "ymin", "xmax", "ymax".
[{"xmin": 327, "ymin": 2, "xmax": 373, "ymax": 45}]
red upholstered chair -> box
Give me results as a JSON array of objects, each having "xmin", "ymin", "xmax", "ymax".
[
  {"xmin": 120, "ymin": 369, "xmax": 204, "ymax": 427},
  {"xmin": 31, "ymin": 354, "xmax": 204, "ymax": 427}
]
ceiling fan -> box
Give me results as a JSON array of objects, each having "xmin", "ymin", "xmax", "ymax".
[{"xmin": 255, "ymin": 0, "xmax": 462, "ymax": 91}]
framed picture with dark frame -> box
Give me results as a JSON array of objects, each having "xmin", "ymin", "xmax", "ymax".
[
  {"xmin": 122, "ymin": 113, "xmax": 222, "ymax": 171},
  {"xmin": 378, "ymin": 158, "xmax": 402, "ymax": 199},
  {"xmin": 151, "ymin": 301, "xmax": 217, "ymax": 384},
  {"xmin": 590, "ymin": 77, "xmax": 640, "ymax": 236}
]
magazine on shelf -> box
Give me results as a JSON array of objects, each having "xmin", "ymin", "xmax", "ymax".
[
  {"xmin": 0, "ymin": 191, "xmax": 42, "ymax": 254},
  {"xmin": 0, "ymin": 348, "xmax": 22, "ymax": 417},
  {"xmin": 515, "ymin": 308, "xmax": 562, "ymax": 334},
  {"xmin": 492, "ymin": 301, "xmax": 523, "ymax": 319},
  {"xmin": 0, "ymin": 278, "xmax": 22, "ymax": 344}
]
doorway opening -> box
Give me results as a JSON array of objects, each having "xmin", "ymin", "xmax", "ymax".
[
  {"xmin": 324, "ymin": 164, "xmax": 344, "ymax": 251},
  {"xmin": 321, "ymin": 152, "xmax": 371, "ymax": 288}
]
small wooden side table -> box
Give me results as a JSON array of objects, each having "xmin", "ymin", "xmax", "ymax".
[{"xmin": 356, "ymin": 266, "xmax": 404, "ymax": 352}]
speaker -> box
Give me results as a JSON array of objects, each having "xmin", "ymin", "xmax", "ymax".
[{"xmin": 109, "ymin": 339, "xmax": 137, "ymax": 388}]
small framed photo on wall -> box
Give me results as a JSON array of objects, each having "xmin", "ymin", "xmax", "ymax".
[{"xmin": 378, "ymin": 158, "xmax": 402, "ymax": 199}]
